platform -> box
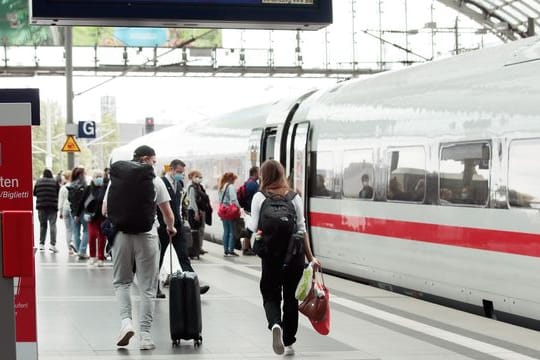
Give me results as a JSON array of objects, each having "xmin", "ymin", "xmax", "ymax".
[{"xmin": 34, "ymin": 224, "xmax": 540, "ymax": 360}]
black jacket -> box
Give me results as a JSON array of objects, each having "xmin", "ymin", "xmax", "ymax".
[{"xmin": 33, "ymin": 178, "xmax": 59, "ymax": 210}]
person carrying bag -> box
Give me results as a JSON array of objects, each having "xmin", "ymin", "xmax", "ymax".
[
  {"xmin": 217, "ymin": 172, "xmax": 241, "ymax": 256},
  {"xmin": 246, "ymin": 160, "xmax": 321, "ymax": 356}
]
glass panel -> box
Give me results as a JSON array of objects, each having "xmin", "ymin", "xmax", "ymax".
[
  {"xmin": 313, "ymin": 151, "xmax": 334, "ymax": 197},
  {"xmin": 508, "ymin": 139, "xmax": 540, "ymax": 209},
  {"xmin": 264, "ymin": 132, "xmax": 276, "ymax": 161},
  {"xmin": 439, "ymin": 142, "xmax": 490, "ymax": 206},
  {"xmin": 248, "ymin": 129, "xmax": 263, "ymax": 169},
  {"xmin": 292, "ymin": 123, "xmax": 309, "ymax": 197},
  {"xmin": 387, "ymin": 147, "xmax": 426, "ymax": 202},
  {"xmin": 343, "ymin": 149, "xmax": 374, "ymax": 199}
]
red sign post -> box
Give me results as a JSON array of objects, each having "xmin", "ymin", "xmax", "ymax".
[{"xmin": 0, "ymin": 98, "xmax": 39, "ymax": 360}]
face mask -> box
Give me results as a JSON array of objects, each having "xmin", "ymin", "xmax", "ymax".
[
  {"xmin": 193, "ymin": 177, "xmax": 202, "ymax": 184},
  {"xmin": 94, "ymin": 178, "xmax": 103, "ymax": 186},
  {"xmin": 173, "ymin": 173, "xmax": 184, "ymax": 182}
]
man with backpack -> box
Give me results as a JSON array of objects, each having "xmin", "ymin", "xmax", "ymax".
[
  {"xmin": 237, "ymin": 166, "xmax": 259, "ymax": 255},
  {"xmin": 102, "ymin": 145, "xmax": 177, "ymax": 350}
]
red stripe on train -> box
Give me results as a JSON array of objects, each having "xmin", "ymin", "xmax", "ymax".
[{"xmin": 309, "ymin": 212, "xmax": 540, "ymax": 258}]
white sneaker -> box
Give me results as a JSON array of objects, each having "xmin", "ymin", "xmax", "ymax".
[
  {"xmin": 271, "ymin": 324, "xmax": 284, "ymax": 355},
  {"xmin": 38, "ymin": 244, "xmax": 45, "ymax": 251},
  {"xmin": 89, "ymin": 257, "xmax": 97, "ymax": 265},
  {"xmin": 49, "ymin": 246, "xmax": 59, "ymax": 253},
  {"xmin": 284, "ymin": 345, "xmax": 295, "ymax": 356},
  {"xmin": 97, "ymin": 260, "xmax": 104, "ymax": 267},
  {"xmin": 116, "ymin": 318, "xmax": 135, "ymax": 347},
  {"xmin": 139, "ymin": 331, "xmax": 155, "ymax": 350}
]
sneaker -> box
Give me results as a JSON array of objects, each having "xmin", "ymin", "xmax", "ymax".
[
  {"xmin": 200, "ymin": 249, "xmax": 208, "ymax": 255},
  {"xmin": 229, "ymin": 251, "xmax": 239, "ymax": 257},
  {"xmin": 284, "ymin": 345, "xmax": 295, "ymax": 356},
  {"xmin": 69, "ymin": 243, "xmax": 78, "ymax": 253},
  {"xmin": 116, "ymin": 318, "xmax": 135, "ymax": 347},
  {"xmin": 271, "ymin": 324, "xmax": 284, "ymax": 355},
  {"xmin": 97, "ymin": 260, "xmax": 104, "ymax": 267},
  {"xmin": 224, "ymin": 252, "xmax": 231, "ymax": 257},
  {"xmin": 38, "ymin": 244, "xmax": 45, "ymax": 251},
  {"xmin": 156, "ymin": 288, "xmax": 166, "ymax": 299},
  {"xmin": 78, "ymin": 254, "xmax": 89, "ymax": 260},
  {"xmin": 89, "ymin": 257, "xmax": 97, "ymax": 265},
  {"xmin": 243, "ymin": 249, "xmax": 256, "ymax": 256},
  {"xmin": 200, "ymin": 285, "xmax": 210, "ymax": 295},
  {"xmin": 49, "ymin": 245, "xmax": 59, "ymax": 253},
  {"xmin": 139, "ymin": 331, "xmax": 155, "ymax": 350}
]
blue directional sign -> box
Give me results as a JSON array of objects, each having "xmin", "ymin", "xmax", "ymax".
[{"xmin": 78, "ymin": 121, "xmax": 96, "ymax": 139}]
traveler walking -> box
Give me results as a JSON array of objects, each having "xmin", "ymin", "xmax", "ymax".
[
  {"xmin": 218, "ymin": 172, "xmax": 240, "ymax": 256},
  {"xmin": 103, "ymin": 145, "xmax": 177, "ymax": 350},
  {"xmin": 247, "ymin": 160, "xmax": 321, "ymax": 356},
  {"xmin": 69, "ymin": 166, "xmax": 90, "ymax": 259},
  {"xmin": 83, "ymin": 170, "xmax": 107, "ymax": 266},
  {"xmin": 58, "ymin": 170, "xmax": 76, "ymax": 255},
  {"xmin": 33, "ymin": 169, "xmax": 60, "ymax": 253},
  {"xmin": 186, "ymin": 169, "xmax": 211, "ymax": 255},
  {"xmin": 156, "ymin": 160, "xmax": 210, "ymax": 298},
  {"xmin": 237, "ymin": 166, "xmax": 259, "ymax": 255}
]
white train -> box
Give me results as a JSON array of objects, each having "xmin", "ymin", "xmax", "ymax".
[{"xmin": 112, "ymin": 35, "xmax": 540, "ymax": 329}]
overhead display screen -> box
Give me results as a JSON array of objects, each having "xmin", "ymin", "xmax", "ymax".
[{"xmin": 30, "ymin": 0, "xmax": 332, "ymax": 30}]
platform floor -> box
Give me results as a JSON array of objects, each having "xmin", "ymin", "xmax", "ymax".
[{"xmin": 34, "ymin": 225, "xmax": 540, "ymax": 360}]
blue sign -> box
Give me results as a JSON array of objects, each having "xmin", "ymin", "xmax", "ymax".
[
  {"xmin": 114, "ymin": 28, "xmax": 168, "ymax": 47},
  {"xmin": 78, "ymin": 121, "xmax": 96, "ymax": 139}
]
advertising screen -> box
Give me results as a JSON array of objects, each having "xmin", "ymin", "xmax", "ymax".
[{"xmin": 30, "ymin": 0, "xmax": 332, "ymax": 30}]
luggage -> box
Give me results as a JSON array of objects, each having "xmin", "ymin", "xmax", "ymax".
[
  {"xmin": 168, "ymin": 234, "xmax": 203, "ymax": 347},
  {"xmin": 107, "ymin": 160, "xmax": 156, "ymax": 234},
  {"xmin": 188, "ymin": 229, "xmax": 201, "ymax": 260},
  {"xmin": 169, "ymin": 271, "xmax": 203, "ymax": 347}
]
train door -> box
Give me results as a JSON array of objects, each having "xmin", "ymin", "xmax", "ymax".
[{"xmin": 288, "ymin": 122, "xmax": 310, "ymax": 200}]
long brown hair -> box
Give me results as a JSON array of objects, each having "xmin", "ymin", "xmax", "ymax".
[
  {"xmin": 218, "ymin": 172, "xmax": 237, "ymax": 191},
  {"xmin": 260, "ymin": 160, "xmax": 289, "ymax": 195}
]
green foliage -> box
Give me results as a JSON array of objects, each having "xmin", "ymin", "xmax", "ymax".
[{"xmin": 0, "ymin": 0, "xmax": 53, "ymax": 45}]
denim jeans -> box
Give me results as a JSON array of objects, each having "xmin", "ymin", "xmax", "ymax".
[
  {"xmin": 222, "ymin": 220, "xmax": 235, "ymax": 253},
  {"xmin": 72, "ymin": 214, "xmax": 89, "ymax": 255},
  {"xmin": 61, "ymin": 208, "xmax": 74, "ymax": 249},
  {"xmin": 38, "ymin": 208, "xmax": 57, "ymax": 246}
]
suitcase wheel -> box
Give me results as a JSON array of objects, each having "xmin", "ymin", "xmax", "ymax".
[
  {"xmin": 172, "ymin": 339, "xmax": 180, "ymax": 347},
  {"xmin": 194, "ymin": 336, "xmax": 202, "ymax": 347}
]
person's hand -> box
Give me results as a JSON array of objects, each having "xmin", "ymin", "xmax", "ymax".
[
  {"xmin": 59, "ymin": 213, "xmax": 63, "ymax": 219},
  {"xmin": 194, "ymin": 212, "xmax": 201, "ymax": 221},
  {"xmin": 74, "ymin": 216, "xmax": 80, "ymax": 224},
  {"xmin": 167, "ymin": 225, "xmax": 177, "ymax": 237},
  {"xmin": 310, "ymin": 257, "xmax": 322, "ymax": 271}
]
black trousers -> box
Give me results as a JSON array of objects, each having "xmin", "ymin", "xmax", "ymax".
[
  {"xmin": 260, "ymin": 257, "xmax": 303, "ymax": 346},
  {"xmin": 158, "ymin": 222, "xmax": 194, "ymax": 273}
]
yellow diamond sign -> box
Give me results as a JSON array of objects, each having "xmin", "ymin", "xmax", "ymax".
[{"xmin": 61, "ymin": 135, "xmax": 81, "ymax": 152}]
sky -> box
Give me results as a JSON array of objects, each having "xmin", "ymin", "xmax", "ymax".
[{"xmin": 1, "ymin": 0, "xmax": 503, "ymax": 127}]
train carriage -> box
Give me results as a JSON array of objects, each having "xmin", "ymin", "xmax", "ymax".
[{"xmin": 111, "ymin": 35, "xmax": 540, "ymax": 329}]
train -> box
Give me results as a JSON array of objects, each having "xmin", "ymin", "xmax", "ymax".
[{"xmin": 111, "ymin": 35, "xmax": 540, "ymax": 330}]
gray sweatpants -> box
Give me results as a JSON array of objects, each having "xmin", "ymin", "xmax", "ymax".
[{"xmin": 112, "ymin": 230, "xmax": 159, "ymax": 333}]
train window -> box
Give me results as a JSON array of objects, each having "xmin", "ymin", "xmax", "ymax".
[
  {"xmin": 439, "ymin": 142, "xmax": 490, "ymax": 206},
  {"xmin": 343, "ymin": 149, "xmax": 374, "ymax": 199},
  {"xmin": 263, "ymin": 128, "xmax": 277, "ymax": 161},
  {"xmin": 313, "ymin": 151, "xmax": 334, "ymax": 198},
  {"xmin": 386, "ymin": 147, "xmax": 426, "ymax": 202},
  {"xmin": 508, "ymin": 139, "xmax": 540, "ymax": 209},
  {"xmin": 248, "ymin": 128, "xmax": 263, "ymax": 169}
]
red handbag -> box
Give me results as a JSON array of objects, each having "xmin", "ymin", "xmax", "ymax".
[
  {"xmin": 217, "ymin": 184, "xmax": 241, "ymax": 220},
  {"xmin": 217, "ymin": 202, "xmax": 240, "ymax": 220},
  {"xmin": 298, "ymin": 269, "xmax": 328, "ymax": 323}
]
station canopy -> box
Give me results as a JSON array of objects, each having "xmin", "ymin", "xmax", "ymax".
[{"xmin": 440, "ymin": 0, "xmax": 540, "ymax": 40}]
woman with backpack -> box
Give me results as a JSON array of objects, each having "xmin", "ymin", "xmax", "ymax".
[
  {"xmin": 247, "ymin": 160, "xmax": 321, "ymax": 356},
  {"xmin": 83, "ymin": 170, "xmax": 107, "ymax": 266},
  {"xmin": 69, "ymin": 166, "xmax": 90, "ymax": 260},
  {"xmin": 217, "ymin": 172, "xmax": 240, "ymax": 257}
]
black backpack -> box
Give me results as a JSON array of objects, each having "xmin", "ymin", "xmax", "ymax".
[
  {"xmin": 256, "ymin": 191, "xmax": 298, "ymax": 259},
  {"xmin": 68, "ymin": 181, "xmax": 87, "ymax": 215},
  {"xmin": 107, "ymin": 160, "xmax": 156, "ymax": 234}
]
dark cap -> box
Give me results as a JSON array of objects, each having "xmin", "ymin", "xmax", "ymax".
[{"xmin": 132, "ymin": 145, "xmax": 156, "ymax": 159}]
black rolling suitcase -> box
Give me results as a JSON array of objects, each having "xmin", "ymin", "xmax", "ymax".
[{"xmin": 168, "ymin": 237, "xmax": 203, "ymax": 347}]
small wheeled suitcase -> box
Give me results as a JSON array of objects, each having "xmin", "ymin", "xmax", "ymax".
[
  {"xmin": 188, "ymin": 229, "xmax": 201, "ymax": 259},
  {"xmin": 168, "ymin": 237, "xmax": 203, "ymax": 347}
]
